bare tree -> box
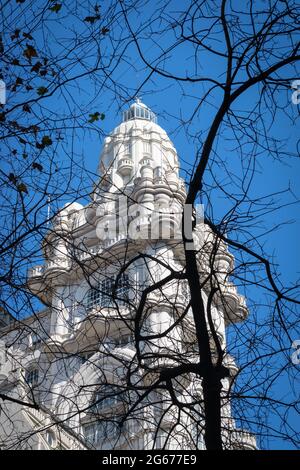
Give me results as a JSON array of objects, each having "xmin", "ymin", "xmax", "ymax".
[{"xmin": 0, "ymin": 0, "xmax": 299, "ymax": 451}]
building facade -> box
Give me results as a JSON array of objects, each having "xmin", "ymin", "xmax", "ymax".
[{"xmin": 0, "ymin": 99, "xmax": 256, "ymax": 450}]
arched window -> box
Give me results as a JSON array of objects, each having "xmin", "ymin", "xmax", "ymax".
[
  {"xmin": 82, "ymin": 384, "xmax": 128, "ymax": 447},
  {"xmin": 91, "ymin": 384, "xmax": 127, "ymax": 414},
  {"xmin": 45, "ymin": 430, "xmax": 57, "ymax": 448},
  {"xmin": 83, "ymin": 420, "xmax": 120, "ymax": 447},
  {"xmin": 25, "ymin": 366, "xmax": 40, "ymax": 401}
]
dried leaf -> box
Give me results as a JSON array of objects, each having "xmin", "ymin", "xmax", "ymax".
[
  {"xmin": 37, "ymin": 86, "xmax": 48, "ymax": 96},
  {"xmin": 42, "ymin": 135, "xmax": 52, "ymax": 146},
  {"xmin": 84, "ymin": 15, "xmax": 100, "ymax": 24},
  {"xmin": 11, "ymin": 29, "xmax": 21, "ymax": 40},
  {"xmin": 32, "ymin": 162, "xmax": 43, "ymax": 171},
  {"xmin": 31, "ymin": 61, "xmax": 42, "ymax": 73},
  {"xmin": 23, "ymin": 44, "xmax": 37, "ymax": 61},
  {"xmin": 23, "ymin": 104, "xmax": 31, "ymax": 112},
  {"xmin": 17, "ymin": 182, "xmax": 28, "ymax": 194},
  {"xmin": 9, "ymin": 173, "xmax": 17, "ymax": 184}
]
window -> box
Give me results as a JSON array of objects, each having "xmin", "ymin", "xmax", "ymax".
[
  {"xmin": 83, "ymin": 420, "xmax": 120, "ymax": 447},
  {"xmin": 31, "ymin": 333, "xmax": 41, "ymax": 347},
  {"xmin": 85, "ymin": 274, "xmax": 130, "ymax": 312},
  {"xmin": 79, "ymin": 351, "xmax": 94, "ymax": 365},
  {"xmin": 101, "ymin": 277, "xmax": 115, "ymax": 307},
  {"xmin": 114, "ymin": 274, "xmax": 130, "ymax": 304},
  {"xmin": 25, "ymin": 368, "xmax": 39, "ymax": 387},
  {"xmin": 143, "ymin": 142, "xmax": 151, "ymax": 154},
  {"xmin": 86, "ymin": 287, "xmax": 101, "ymax": 311},
  {"xmin": 124, "ymin": 143, "xmax": 131, "ymax": 155},
  {"xmin": 91, "ymin": 384, "xmax": 127, "ymax": 414},
  {"xmin": 45, "ymin": 430, "xmax": 56, "ymax": 448},
  {"xmin": 114, "ymin": 333, "xmax": 132, "ymax": 348},
  {"xmin": 155, "ymin": 428, "xmax": 168, "ymax": 449},
  {"xmin": 83, "ymin": 384, "xmax": 128, "ymax": 447}
]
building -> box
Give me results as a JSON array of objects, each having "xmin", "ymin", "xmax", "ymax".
[{"xmin": 0, "ymin": 99, "xmax": 256, "ymax": 450}]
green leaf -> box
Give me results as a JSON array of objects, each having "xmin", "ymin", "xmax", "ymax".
[
  {"xmin": 41, "ymin": 135, "xmax": 52, "ymax": 146},
  {"xmin": 88, "ymin": 112, "xmax": 100, "ymax": 123},
  {"xmin": 88, "ymin": 112, "xmax": 105, "ymax": 123},
  {"xmin": 49, "ymin": 3, "xmax": 62, "ymax": 13},
  {"xmin": 37, "ymin": 86, "xmax": 48, "ymax": 96}
]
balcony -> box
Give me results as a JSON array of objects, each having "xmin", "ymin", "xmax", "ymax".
[
  {"xmin": 118, "ymin": 158, "xmax": 134, "ymax": 176},
  {"xmin": 46, "ymin": 256, "xmax": 70, "ymax": 273},
  {"xmin": 28, "ymin": 265, "xmax": 44, "ymax": 278},
  {"xmin": 27, "ymin": 257, "xmax": 71, "ymax": 300},
  {"xmin": 223, "ymin": 353, "xmax": 239, "ymax": 378},
  {"xmin": 24, "ymin": 406, "xmax": 87, "ymax": 450},
  {"xmin": 216, "ymin": 282, "xmax": 248, "ymax": 324},
  {"xmin": 230, "ymin": 428, "xmax": 257, "ymax": 450},
  {"xmin": 28, "ymin": 257, "xmax": 70, "ymax": 281}
]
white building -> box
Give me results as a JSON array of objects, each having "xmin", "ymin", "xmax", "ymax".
[{"xmin": 0, "ymin": 99, "xmax": 256, "ymax": 450}]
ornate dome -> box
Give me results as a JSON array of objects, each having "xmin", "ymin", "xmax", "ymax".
[{"xmin": 97, "ymin": 99, "xmax": 178, "ymax": 181}]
